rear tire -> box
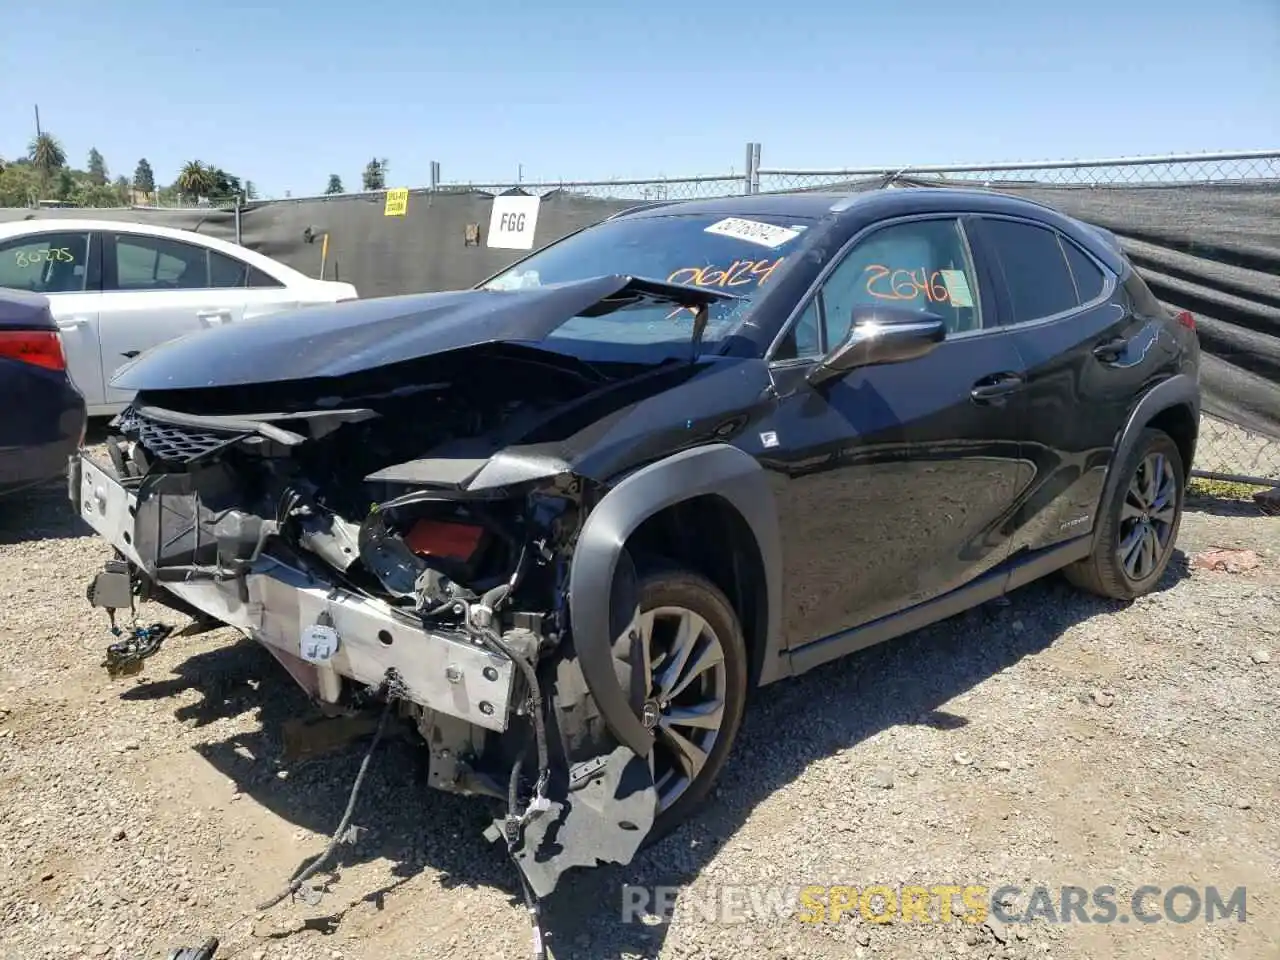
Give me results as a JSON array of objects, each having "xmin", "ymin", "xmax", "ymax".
[{"xmin": 1063, "ymin": 428, "xmax": 1185, "ymax": 600}]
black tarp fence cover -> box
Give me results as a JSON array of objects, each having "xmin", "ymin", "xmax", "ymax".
[{"xmin": 3, "ymin": 180, "xmax": 1277, "ymax": 440}]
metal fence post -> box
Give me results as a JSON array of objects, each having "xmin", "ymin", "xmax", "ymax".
[
  {"xmin": 751, "ymin": 142, "xmax": 761, "ymax": 195},
  {"xmin": 744, "ymin": 142, "xmax": 757, "ymax": 195},
  {"xmin": 233, "ymin": 193, "xmax": 242, "ymax": 245}
]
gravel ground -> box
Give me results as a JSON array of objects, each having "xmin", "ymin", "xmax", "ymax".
[{"xmin": 0, "ymin": 470, "xmax": 1277, "ymax": 960}]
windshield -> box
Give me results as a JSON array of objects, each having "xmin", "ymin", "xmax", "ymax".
[{"xmin": 482, "ymin": 212, "xmax": 813, "ymax": 346}]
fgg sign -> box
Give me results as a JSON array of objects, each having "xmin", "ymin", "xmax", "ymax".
[{"xmin": 487, "ymin": 196, "xmax": 542, "ymax": 250}]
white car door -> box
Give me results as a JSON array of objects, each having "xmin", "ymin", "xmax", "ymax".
[
  {"xmin": 0, "ymin": 228, "xmax": 106, "ymax": 407},
  {"xmin": 98, "ymin": 230, "xmax": 253, "ymax": 409}
]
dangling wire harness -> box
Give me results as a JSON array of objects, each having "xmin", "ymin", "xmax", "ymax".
[{"xmin": 256, "ymin": 669, "xmax": 405, "ymax": 911}]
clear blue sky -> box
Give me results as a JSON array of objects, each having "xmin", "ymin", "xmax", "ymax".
[{"xmin": 3, "ymin": 0, "xmax": 1277, "ymax": 198}]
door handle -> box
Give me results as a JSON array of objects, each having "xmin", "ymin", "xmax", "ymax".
[
  {"xmin": 197, "ymin": 309, "xmax": 231, "ymax": 325},
  {"xmin": 56, "ymin": 317, "xmax": 89, "ymax": 330},
  {"xmin": 970, "ymin": 372, "xmax": 1025, "ymax": 403},
  {"xmin": 1092, "ymin": 338, "xmax": 1128, "ymax": 361}
]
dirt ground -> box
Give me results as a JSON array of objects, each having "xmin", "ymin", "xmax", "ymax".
[{"xmin": 0, "ymin": 477, "xmax": 1276, "ymax": 960}]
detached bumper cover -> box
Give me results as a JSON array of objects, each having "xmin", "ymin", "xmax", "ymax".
[{"xmin": 70, "ymin": 451, "xmax": 518, "ymax": 731}]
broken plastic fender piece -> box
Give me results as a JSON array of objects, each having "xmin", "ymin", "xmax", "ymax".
[{"xmin": 490, "ymin": 744, "xmax": 657, "ymax": 899}]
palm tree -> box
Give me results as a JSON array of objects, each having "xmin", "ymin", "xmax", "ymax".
[
  {"xmin": 28, "ymin": 132, "xmax": 66, "ymax": 199},
  {"xmin": 28, "ymin": 133, "xmax": 66, "ymax": 174},
  {"xmin": 175, "ymin": 160, "xmax": 216, "ymax": 201}
]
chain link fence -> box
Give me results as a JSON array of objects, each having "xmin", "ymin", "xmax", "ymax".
[
  {"xmin": 754, "ymin": 150, "xmax": 1280, "ymax": 192},
  {"xmin": 432, "ymin": 174, "xmax": 750, "ymax": 202},
  {"xmin": 1194, "ymin": 416, "xmax": 1280, "ymax": 487}
]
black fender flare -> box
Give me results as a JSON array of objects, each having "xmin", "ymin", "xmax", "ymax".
[
  {"xmin": 1094, "ymin": 372, "xmax": 1200, "ymax": 548},
  {"xmin": 567, "ymin": 443, "xmax": 782, "ymax": 757}
]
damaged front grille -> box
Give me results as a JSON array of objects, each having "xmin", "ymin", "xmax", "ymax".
[{"xmin": 117, "ymin": 407, "xmax": 239, "ymax": 464}]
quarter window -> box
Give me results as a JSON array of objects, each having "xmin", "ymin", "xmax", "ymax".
[
  {"xmin": 981, "ymin": 219, "xmax": 1078, "ymax": 323},
  {"xmin": 0, "ymin": 232, "xmax": 91, "ymax": 293},
  {"xmin": 1061, "ymin": 237, "xmax": 1106, "ymax": 303},
  {"xmin": 773, "ymin": 298, "xmax": 821, "ymax": 361},
  {"xmin": 248, "ymin": 266, "xmax": 283, "ymax": 288},
  {"xmin": 209, "ymin": 250, "xmax": 251, "ymax": 288}
]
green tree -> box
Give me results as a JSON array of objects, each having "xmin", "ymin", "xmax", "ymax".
[
  {"xmin": 244, "ymin": 180, "xmax": 258, "ymax": 200},
  {"xmin": 75, "ymin": 183, "xmax": 122, "ymax": 208},
  {"xmin": 325, "ymin": 174, "xmax": 344, "ymax": 195},
  {"xmin": 28, "ymin": 132, "xmax": 66, "ymax": 199},
  {"xmin": 0, "ymin": 161, "xmax": 39, "ymax": 207},
  {"xmin": 54, "ymin": 169, "xmax": 76, "ymax": 202},
  {"xmin": 113, "ymin": 175, "xmax": 132, "ymax": 205},
  {"xmin": 87, "ymin": 148, "xmax": 107, "ymax": 186},
  {"xmin": 175, "ymin": 160, "xmax": 217, "ymax": 200},
  {"xmin": 133, "ymin": 158, "xmax": 156, "ymax": 195},
  {"xmin": 362, "ymin": 158, "xmax": 387, "ymax": 191},
  {"xmin": 208, "ymin": 167, "xmax": 240, "ymax": 199}
]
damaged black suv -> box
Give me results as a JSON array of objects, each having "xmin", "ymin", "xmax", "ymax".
[{"xmin": 72, "ymin": 188, "xmax": 1200, "ymax": 899}]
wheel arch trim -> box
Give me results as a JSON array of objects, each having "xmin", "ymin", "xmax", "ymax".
[
  {"xmin": 1095, "ymin": 372, "xmax": 1200, "ymax": 550},
  {"xmin": 567, "ymin": 443, "xmax": 783, "ymax": 757}
]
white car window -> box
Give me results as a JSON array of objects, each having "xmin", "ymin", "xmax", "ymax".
[
  {"xmin": 209, "ymin": 251, "xmax": 284, "ymax": 288},
  {"xmin": 113, "ymin": 234, "xmax": 211, "ymax": 291},
  {"xmin": 110, "ymin": 233, "xmax": 286, "ymax": 291},
  {"xmin": 0, "ymin": 232, "xmax": 91, "ymax": 294},
  {"xmin": 209, "ymin": 249, "xmax": 251, "ymax": 288}
]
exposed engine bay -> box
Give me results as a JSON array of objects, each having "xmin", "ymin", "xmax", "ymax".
[
  {"xmin": 78, "ymin": 341, "xmax": 681, "ymax": 908},
  {"xmin": 72, "ymin": 274, "xmax": 762, "ymax": 953}
]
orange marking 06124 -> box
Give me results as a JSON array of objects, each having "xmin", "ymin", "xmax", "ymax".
[{"xmin": 667, "ymin": 256, "xmax": 784, "ymax": 290}]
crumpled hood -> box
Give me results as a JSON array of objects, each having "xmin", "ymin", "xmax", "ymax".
[{"xmin": 111, "ymin": 275, "xmax": 735, "ymax": 392}]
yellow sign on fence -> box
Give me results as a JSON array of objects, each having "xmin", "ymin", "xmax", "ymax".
[{"xmin": 384, "ymin": 188, "xmax": 409, "ymax": 217}]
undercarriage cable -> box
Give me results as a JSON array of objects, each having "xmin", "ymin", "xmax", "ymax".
[{"xmin": 255, "ymin": 669, "xmax": 402, "ymax": 911}]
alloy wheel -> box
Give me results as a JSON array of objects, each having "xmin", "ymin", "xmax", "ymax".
[
  {"xmin": 1117, "ymin": 451, "xmax": 1178, "ymax": 581},
  {"xmin": 635, "ymin": 605, "xmax": 728, "ymax": 813}
]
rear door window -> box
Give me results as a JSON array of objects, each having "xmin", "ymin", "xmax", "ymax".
[
  {"xmin": 979, "ymin": 219, "xmax": 1078, "ymax": 323},
  {"xmin": 111, "ymin": 234, "xmax": 211, "ymax": 291}
]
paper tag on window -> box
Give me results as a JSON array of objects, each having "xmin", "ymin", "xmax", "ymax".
[
  {"xmin": 704, "ymin": 217, "xmax": 801, "ymax": 249},
  {"xmin": 940, "ymin": 269, "xmax": 974, "ymax": 308}
]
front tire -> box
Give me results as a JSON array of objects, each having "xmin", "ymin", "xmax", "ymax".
[
  {"xmin": 1064, "ymin": 427, "xmax": 1185, "ymax": 600},
  {"xmin": 634, "ymin": 568, "xmax": 749, "ymax": 841}
]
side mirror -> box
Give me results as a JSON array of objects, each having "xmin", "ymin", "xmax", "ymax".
[{"xmin": 807, "ymin": 306, "xmax": 946, "ymax": 386}]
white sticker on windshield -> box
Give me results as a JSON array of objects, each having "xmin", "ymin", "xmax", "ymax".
[
  {"xmin": 704, "ymin": 217, "xmax": 801, "ymax": 249},
  {"xmin": 486, "ymin": 269, "xmax": 541, "ymax": 291},
  {"xmin": 940, "ymin": 269, "xmax": 974, "ymax": 308}
]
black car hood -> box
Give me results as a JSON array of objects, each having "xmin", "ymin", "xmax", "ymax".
[{"xmin": 111, "ymin": 275, "xmax": 738, "ymax": 392}]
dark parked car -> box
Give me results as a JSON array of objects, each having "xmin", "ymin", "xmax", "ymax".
[
  {"xmin": 70, "ymin": 188, "xmax": 1199, "ymax": 901},
  {"xmin": 0, "ymin": 289, "xmax": 87, "ymax": 497}
]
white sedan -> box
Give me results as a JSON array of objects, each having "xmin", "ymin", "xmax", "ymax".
[{"xmin": 0, "ymin": 219, "xmax": 358, "ymax": 415}]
